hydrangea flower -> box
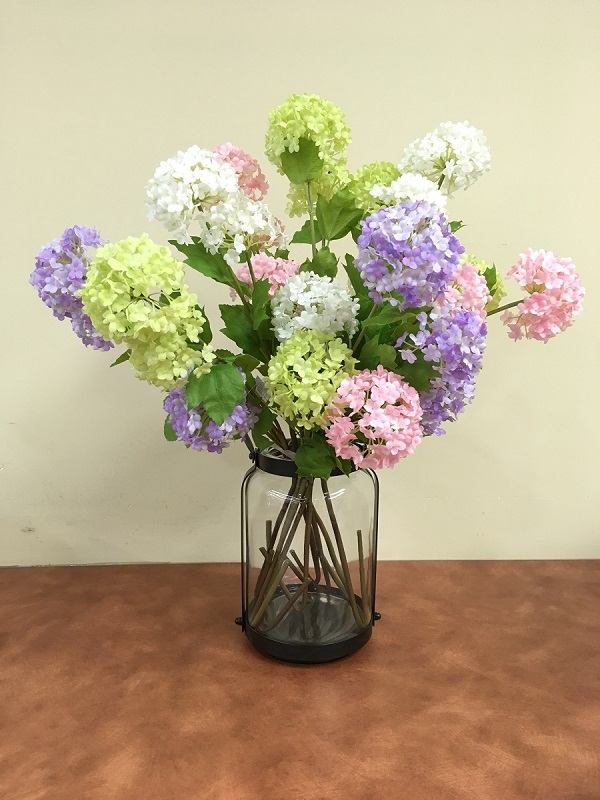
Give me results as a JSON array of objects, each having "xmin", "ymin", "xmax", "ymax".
[
  {"xmin": 325, "ymin": 366, "xmax": 423, "ymax": 469},
  {"xmin": 461, "ymin": 253, "xmax": 506, "ymax": 312},
  {"xmin": 356, "ymin": 200, "xmax": 464, "ymax": 308},
  {"xmin": 164, "ymin": 386, "xmax": 258, "ymax": 453},
  {"xmin": 146, "ymin": 145, "xmax": 287, "ymax": 263},
  {"xmin": 501, "ymin": 249, "xmax": 585, "ymax": 342},
  {"xmin": 398, "ymin": 121, "xmax": 491, "ymax": 195},
  {"xmin": 213, "ymin": 142, "xmax": 269, "ymax": 201},
  {"xmin": 347, "ymin": 162, "xmax": 400, "ymax": 212},
  {"xmin": 266, "ymin": 330, "xmax": 355, "ymax": 429},
  {"xmin": 30, "ymin": 226, "xmax": 113, "ymax": 351},
  {"xmin": 442, "ymin": 260, "xmax": 491, "ymax": 318},
  {"xmin": 236, "ymin": 251, "xmax": 299, "ymax": 298},
  {"xmin": 398, "ymin": 308, "xmax": 487, "ymax": 435},
  {"xmin": 370, "ymin": 172, "xmax": 448, "ymax": 214},
  {"xmin": 80, "ymin": 234, "xmax": 214, "ymax": 388},
  {"xmin": 271, "ymin": 271, "xmax": 359, "ymax": 342},
  {"xmin": 265, "ymin": 93, "xmax": 352, "ymax": 216}
]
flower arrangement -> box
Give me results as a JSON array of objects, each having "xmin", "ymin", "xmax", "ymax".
[{"xmin": 31, "ymin": 94, "xmax": 585, "ymax": 477}]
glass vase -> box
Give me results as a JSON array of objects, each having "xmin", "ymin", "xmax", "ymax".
[{"xmin": 237, "ymin": 449, "xmax": 380, "ymax": 663}]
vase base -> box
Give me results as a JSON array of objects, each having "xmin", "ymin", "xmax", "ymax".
[{"xmin": 243, "ymin": 586, "xmax": 374, "ymax": 664}]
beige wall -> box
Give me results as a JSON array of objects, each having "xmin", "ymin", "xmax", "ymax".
[{"xmin": 2, "ymin": 0, "xmax": 599, "ymax": 565}]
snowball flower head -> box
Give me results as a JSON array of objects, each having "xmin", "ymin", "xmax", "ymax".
[
  {"xmin": 266, "ymin": 330, "xmax": 356, "ymax": 429},
  {"xmin": 80, "ymin": 234, "xmax": 214, "ymax": 388},
  {"xmin": 164, "ymin": 386, "xmax": 258, "ymax": 454},
  {"xmin": 30, "ymin": 225, "xmax": 112, "ymax": 351},
  {"xmin": 271, "ymin": 271, "xmax": 359, "ymax": 342},
  {"xmin": 146, "ymin": 145, "xmax": 239, "ymax": 242},
  {"xmin": 461, "ymin": 253, "xmax": 506, "ymax": 312},
  {"xmin": 265, "ymin": 93, "xmax": 352, "ymax": 216},
  {"xmin": 325, "ymin": 366, "xmax": 423, "ymax": 469},
  {"xmin": 501, "ymin": 249, "xmax": 584, "ymax": 342},
  {"xmin": 442, "ymin": 260, "xmax": 491, "ymax": 318},
  {"xmin": 370, "ymin": 172, "xmax": 448, "ymax": 214},
  {"xmin": 398, "ymin": 121, "xmax": 491, "ymax": 195},
  {"xmin": 348, "ymin": 162, "xmax": 400, "ymax": 213},
  {"xmin": 213, "ymin": 142, "xmax": 269, "ymax": 201},
  {"xmin": 356, "ymin": 200, "xmax": 464, "ymax": 308},
  {"xmin": 236, "ymin": 251, "xmax": 299, "ymax": 298}
]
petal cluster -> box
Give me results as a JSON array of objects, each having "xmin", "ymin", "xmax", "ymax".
[
  {"xmin": 442, "ymin": 260, "xmax": 491, "ymax": 318},
  {"xmin": 501, "ymin": 249, "xmax": 584, "ymax": 342},
  {"xmin": 213, "ymin": 142, "xmax": 269, "ymax": 201},
  {"xmin": 80, "ymin": 234, "xmax": 214, "ymax": 388},
  {"xmin": 266, "ymin": 331, "xmax": 355, "ymax": 429},
  {"xmin": 461, "ymin": 253, "xmax": 506, "ymax": 312},
  {"xmin": 30, "ymin": 226, "xmax": 112, "ymax": 351},
  {"xmin": 325, "ymin": 366, "xmax": 423, "ymax": 469},
  {"xmin": 398, "ymin": 121, "xmax": 491, "ymax": 195},
  {"xmin": 356, "ymin": 200, "xmax": 464, "ymax": 308},
  {"xmin": 348, "ymin": 161, "xmax": 400, "ymax": 213},
  {"xmin": 370, "ymin": 172, "xmax": 448, "ymax": 214},
  {"xmin": 236, "ymin": 251, "xmax": 299, "ymax": 298},
  {"xmin": 271, "ymin": 271, "xmax": 359, "ymax": 342},
  {"xmin": 265, "ymin": 93, "xmax": 352, "ymax": 216},
  {"xmin": 164, "ymin": 387, "xmax": 258, "ymax": 454}
]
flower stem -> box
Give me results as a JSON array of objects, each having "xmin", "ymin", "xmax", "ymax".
[
  {"xmin": 487, "ymin": 298, "xmax": 524, "ymax": 317},
  {"xmin": 224, "ymin": 261, "xmax": 251, "ymax": 311},
  {"xmin": 352, "ymin": 305, "xmax": 377, "ymax": 353},
  {"xmin": 306, "ymin": 182, "xmax": 318, "ymax": 260}
]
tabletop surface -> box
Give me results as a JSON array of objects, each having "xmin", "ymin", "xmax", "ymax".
[{"xmin": 0, "ymin": 561, "xmax": 598, "ymax": 800}]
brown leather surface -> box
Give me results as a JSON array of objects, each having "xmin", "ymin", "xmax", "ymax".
[{"xmin": 0, "ymin": 561, "xmax": 598, "ymax": 800}]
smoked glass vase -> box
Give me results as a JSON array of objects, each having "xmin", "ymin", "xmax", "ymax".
[{"xmin": 238, "ymin": 449, "xmax": 379, "ymax": 663}]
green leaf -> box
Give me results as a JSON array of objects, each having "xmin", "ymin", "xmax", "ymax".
[
  {"xmin": 291, "ymin": 219, "xmax": 323, "ymax": 245},
  {"xmin": 273, "ymin": 248, "xmax": 290, "ymax": 259},
  {"xmin": 316, "ymin": 189, "xmax": 363, "ymax": 242},
  {"xmin": 199, "ymin": 307, "xmax": 212, "ymax": 344},
  {"xmin": 279, "ymin": 137, "xmax": 323, "ymax": 185},
  {"xmin": 394, "ymin": 353, "xmax": 439, "ymax": 393},
  {"xmin": 110, "ymin": 349, "xmax": 131, "ymax": 367},
  {"xmin": 362, "ymin": 303, "xmax": 404, "ymax": 330},
  {"xmin": 219, "ymin": 304, "xmax": 267, "ymax": 363},
  {"xmin": 163, "ymin": 418, "xmax": 178, "ymax": 442},
  {"xmin": 233, "ymin": 354, "xmax": 260, "ymax": 375},
  {"xmin": 251, "ymin": 278, "xmax": 271, "ymax": 329},
  {"xmin": 295, "ymin": 436, "xmax": 337, "ymax": 479},
  {"xmin": 298, "ymin": 247, "xmax": 337, "ymax": 278},
  {"xmin": 252, "ymin": 406, "xmax": 276, "ymax": 451},
  {"xmin": 343, "ymin": 254, "xmax": 369, "ymax": 298},
  {"xmin": 482, "ymin": 264, "xmax": 498, "ymax": 295},
  {"xmin": 214, "ymin": 349, "xmax": 236, "ymax": 362},
  {"xmin": 185, "ymin": 363, "xmax": 245, "ymax": 425},
  {"xmin": 335, "ymin": 457, "xmax": 353, "ymax": 477},
  {"xmin": 449, "ymin": 220, "xmax": 464, "ymax": 233},
  {"xmin": 358, "ymin": 336, "xmax": 398, "ymax": 370},
  {"xmin": 170, "ymin": 240, "xmax": 233, "ymax": 288}
]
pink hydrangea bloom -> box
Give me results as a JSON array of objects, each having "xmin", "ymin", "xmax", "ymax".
[
  {"xmin": 213, "ymin": 143, "xmax": 269, "ymax": 201},
  {"xmin": 325, "ymin": 366, "xmax": 423, "ymax": 470},
  {"xmin": 442, "ymin": 260, "xmax": 490, "ymax": 318},
  {"xmin": 501, "ymin": 249, "xmax": 584, "ymax": 342},
  {"xmin": 236, "ymin": 251, "xmax": 299, "ymax": 298}
]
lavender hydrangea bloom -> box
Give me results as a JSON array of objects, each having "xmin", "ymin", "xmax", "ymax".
[
  {"xmin": 355, "ymin": 201, "xmax": 463, "ymax": 308},
  {"xmin": 164, "ymin": 387, "xmax": 259, "ymax": 453},
  {"xmin": 30, "ymin": 226, "xmax": 113, "ymax": 351},
  {"xmin": 399, "ymin": 308, "xmax": 487, "ymax": 435}
]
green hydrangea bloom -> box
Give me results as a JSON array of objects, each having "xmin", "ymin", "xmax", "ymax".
[
  {"xmin": 347, "ymin": 161, "xmax": 400, "ymax": 212},
  {"xmin": 265, "ymin": 93, "xmax": 352, "ymax": 217},
  {"xmin": 80, "ymin": 234, "xmax": 214, "ymax": 388},
  {"xmin": 266, "ymin": 330, "xmax": 356, "ymax": 429},
  {"xmin": 462, "ymin": 253, "xmax": 507, "ymax": 313}
]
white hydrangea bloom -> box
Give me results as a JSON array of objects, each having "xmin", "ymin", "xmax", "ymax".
[
  {"xmin": 398, "ymin": 121, "xmax": 491, "ymax": 195},
  {"xmin": 146, "ymin": 146, "xmax": 287, "ymax": 265},
  {"xmin": 146, "ymin": 146, "xmax": 239, "ymax": 242},
  {"xmin": 370, "ymin": 172, "xmax": 448, "ymax": 213},
  {"xmin": 271, "ymin": 271, "xmax": 359, "ymax": 342}
]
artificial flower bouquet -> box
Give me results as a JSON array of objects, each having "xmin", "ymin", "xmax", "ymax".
[{"xmin": 31, "ymin": 93, "xmax": 585, "ymax": 481}]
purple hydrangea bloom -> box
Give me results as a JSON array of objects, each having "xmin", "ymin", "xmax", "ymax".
[
  {"xmin": 398, "ymin": 308, "xmax": 487, "ymax": 436},
  {"xmin": 30, "ymin": 225, "xmax": 113, "ymax": 351},
  {"xmin": 164, "ymin": 386, "xmax": 259, "ymax": 453},
  {"xmin": 355, "ymin": 201, "xmax": 464, "ymax": 308}
]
